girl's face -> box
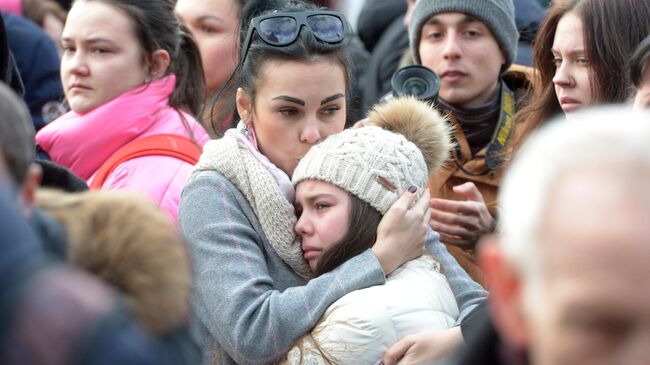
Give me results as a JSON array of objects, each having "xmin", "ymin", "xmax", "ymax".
[
  {"xmin": 61, "ymin": 1, "xmax": 151, "ymax": 114},
  {"xmin": 294, "ymin": 180, "xmax": 351, "ymax": 272},
  {"xmin": 237, "ymin": 58, "xmax": 347, "ymax": 177},
  {"xmin": 175, "ymin": 0, "xmax": 240, "ymax": 95},
  {"xmin": 551, "ymin": 12, "xmax": 594, "ymax": 115}
]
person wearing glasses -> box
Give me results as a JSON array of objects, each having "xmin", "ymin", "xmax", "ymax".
[
  {"xmin": 34, "ymin": 0, "xmax": 210, "ymax": 223},
  {"xmin": 179, "ymin": 1, "xmax": 486, "ymax": 364}
]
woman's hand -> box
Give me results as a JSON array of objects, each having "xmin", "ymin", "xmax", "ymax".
[
  {"xmin": 381, "ymin": 327, "xmax": 463, "ymax": 365},
  {"xmin": 372, "ymin": 188, "xmax": 431, "ymax": 275}
]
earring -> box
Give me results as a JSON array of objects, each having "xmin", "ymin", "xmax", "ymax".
[{"xmin": 241, "ymin": 122, "xmax": 256, "ymax": 146}]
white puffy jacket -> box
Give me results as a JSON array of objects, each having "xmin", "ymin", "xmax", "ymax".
[{"xmin": 282, "ymin": 256, "xmax": 459, "ymax": 365}]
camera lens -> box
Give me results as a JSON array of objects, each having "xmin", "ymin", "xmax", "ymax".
[
  {"xmin": 390, "ymin": 65, "xmax": 440, "ymax": 103},
  {"xmin": 402, "ymin": 77, "xmax": 428, "ymax": 96}
]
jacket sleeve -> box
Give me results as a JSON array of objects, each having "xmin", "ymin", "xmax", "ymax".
[
  {"xmin": 426, "ymin": 230, "xmax": 488, "ymax": 324},
  {"xmin": 179, "ymin": 171, "xmax": 386, "ymax": 365}
]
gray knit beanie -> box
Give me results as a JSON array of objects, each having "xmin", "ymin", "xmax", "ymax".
[
  {"xmin": 408, "ymin": 0, "xmax": 518, "ymax": 71},
  {"xmin": 292, "ymin": 97, "xmax": 453, "ymax": 215}
]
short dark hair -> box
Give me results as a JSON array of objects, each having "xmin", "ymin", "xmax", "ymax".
[
  {"xmin": 0, "ymin": 83, "xmax": 35, "ymax": 183},
  {"xmin": 314, "ymin": 192, "xmax": 382, "ymax": 276},
  {"xmin": 630, "ymin": 35, "xmax": 650, "ymax": 88}
]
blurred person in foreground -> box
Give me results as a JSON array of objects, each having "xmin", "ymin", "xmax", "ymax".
[
  {"xmin": 385, "ymin": 106, "xmax": 650, "ymax": 364},
  {"xmin": 457, "ymin": 106, "xmax": 650, "ymax": 365},
  {"xmin": 0, "ymin": 131, "xmax": 194, "ymax": 365}
]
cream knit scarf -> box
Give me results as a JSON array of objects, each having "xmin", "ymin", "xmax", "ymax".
[{"xmin": 194, "ymin": 133, "xmax": 313, "ymax": 280}]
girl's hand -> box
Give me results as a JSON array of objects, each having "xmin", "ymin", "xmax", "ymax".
[{"xmin": 372, "ymin": 188, "xmax": 431, "ymax": 275}]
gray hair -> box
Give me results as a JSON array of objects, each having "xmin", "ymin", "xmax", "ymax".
[{"xmin": 499, "ymin": 106, "xmax": 650, "ymax": 277}]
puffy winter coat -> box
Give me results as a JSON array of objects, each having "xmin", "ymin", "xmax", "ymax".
[
  {"xmin": 283, "ymin": 256, "xmax": 459, "ymax": 365},
  {"xmin": 35, "ymin": 75, "xmax": 210, "ymax": 222}
]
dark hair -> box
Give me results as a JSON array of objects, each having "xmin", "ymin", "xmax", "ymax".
[
  {"xmin": 207, "ymin": 0, "xmax": 352, "ymax": 136},
  {"xmin": 0, "ymin": 83, "xmax": 35, "ymax": 184},
  {"xmin": 514, "ymin": 0, "xmax": 650, "ymax": 132},
  {"xmin": 313, "ymin": 193, "xmax": 382, "ymax": 276},
  {"xmin": 630, "ymin": 34, "xmax": 650, "ymax": 88},
  {"xmin": 73, "ymin": 0, "xmax": 205, "ymax": 117}
]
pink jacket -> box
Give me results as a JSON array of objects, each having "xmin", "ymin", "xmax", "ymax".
[{"xmin": 35, "ymin": 75, "xmax": 210, "ymax": 223}]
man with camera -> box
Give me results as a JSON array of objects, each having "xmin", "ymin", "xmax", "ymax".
[{"xmin": 408, "ymin": 0, "xmax": 533, "ymax": 286}]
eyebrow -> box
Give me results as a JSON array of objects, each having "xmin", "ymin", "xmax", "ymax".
[
  {"xmin": 550, "ymin": 48, "xmax": 587, "ymax": 56},
  {"xmin": 301, "ymin": 193, "xmax": 336, "ymax": 204},
  {"xmin": 198, "ymin": 15, "xmax": 224, "ymax": 23},
  {"xmin": 61, "ymin": 37, "xmax": 118, "ymax": 46},
  {"xmin": 272, "ymin": 93, "xmax": 345, "ymax": 107},
  {"xmin": 273, "ymin": 95, "xmax": 305, "ymax": 106},
  {"xmin": 321, "ymin": 93, "xmax": 345, "ymax": 105}
]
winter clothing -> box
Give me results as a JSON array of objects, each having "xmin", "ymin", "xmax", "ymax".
[
  {"xmin": 0, "ymin": 181, "xmax": 197, "ymax": 365},
  {"xmin": 194, "ymin": 127, "xmax": 312, "ymax": 278},
  {"xmin": 36, "ymin": 160, "xmax": 89, "ymax": 192},
  {"xmin": 0, "ymin": 14, "xmax": 23, "ymax": 96},
  {"xmin": 36, "ymin": 189, "xmax": 192, "ymax": 337},
  {"xmin": 357, "ymin": 0, "xmax": 406, "ymax": 53},
  {"xmin": 35, "ymin": 75, "xmax": 210, "ymax": 223},
  {"xmin": 283, "ymin": 256, "xmax": 459, "ymax": 365},
  {"xmin": 409, "ymin": 0, "xmax": 519, "ymax": 70},
  {"xmin": 361, "ymin": 14, "xmax": 411, "ymax": 110},
  {"xmin": 0, "ymin": 0, "xmax": 21, "ymax": 15},
  {"xmin": 180, "ymin": 121, "xmax": 486, "ymax": 365},
  {"xmin": 2, "ymin": 12, "xmax": 63, "ymax": 130},
  {"xmin": 180, "ymin": 168, "xmax": 386, "ymax": 365},
  {"xmin": 513, "ymin": 0, "xmax": 546, "ymax": 66},
  {"xmin": 293, "ymin": 97, "xmax": 452, "ymax": 216},
  {"xmin": 429, "ymin": 65, "xmax": 534, "ymax": 286}
]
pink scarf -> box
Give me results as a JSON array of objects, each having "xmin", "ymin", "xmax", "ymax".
[{"xmin": 36, "ymin": 76, "xmax": 187, "ymax": 180}]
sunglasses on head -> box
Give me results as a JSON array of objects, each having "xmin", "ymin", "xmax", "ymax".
[{"xmin": 240, "ymin": 10, "xmax": 348, "ymax": 64}]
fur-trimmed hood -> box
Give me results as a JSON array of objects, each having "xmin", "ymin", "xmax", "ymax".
[{"xmin": 36, "ymin": 189, "xmax": 191, "ymax": 336}]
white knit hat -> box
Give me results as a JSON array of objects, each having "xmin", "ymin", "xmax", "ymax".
[{"xmin": 292, "ymin": 97, "xmax": 453, "ymax": 215}]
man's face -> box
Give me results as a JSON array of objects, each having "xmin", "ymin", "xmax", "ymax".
[
  {"xmin": 526, "ymin": 168, "xmax": 650, "ymax": 365},
  {"xmin": 418, "ymin": 12, "xmax": 505, "ymax": 108}
]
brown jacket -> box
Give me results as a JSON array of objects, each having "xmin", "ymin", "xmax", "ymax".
[{"xmin": 429, "ymin": 65, "xmax": 535, "ymax": 288}]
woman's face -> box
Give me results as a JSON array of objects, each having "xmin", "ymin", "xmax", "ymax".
[
  {"xmin": 60, "ymin": 1, "xmax": 150, "ymax": 114},
  {"xmin": 175, "ymin": 0, "xmax": 240, "ymax": 95},
  {"xmin": 294, "ymin": 180, "xmax": 351, "ymax": 272},
  {"xmin": 238, "ymin": 58, "xmax": 347, "ymax": 177},
  {"xmin": 551, "ymin": 12, "xmax": 593, "ymax": 115}
]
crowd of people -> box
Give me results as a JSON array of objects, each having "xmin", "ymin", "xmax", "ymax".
[{"xmin": 0, "ymin": 0, "xmax": 648, "ymax": 364}]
